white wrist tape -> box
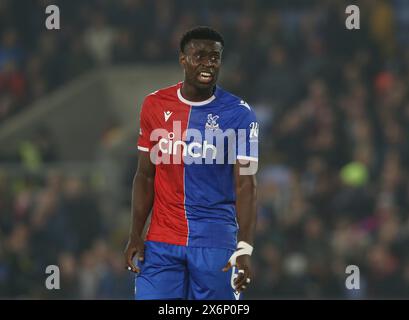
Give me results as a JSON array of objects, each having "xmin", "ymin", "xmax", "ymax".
[{"xmin": 228, "ymin": 241, "xmax": 253, "ymax": 266}]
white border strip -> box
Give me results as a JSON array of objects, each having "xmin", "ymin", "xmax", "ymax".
[
  {"xmin": 183, "ymin": 107, "xmax": 192, "ymax": 246},
  {"xmin": 177, "ymin": 88, "xmax": 216, "ymax": 106},
  {"xmin": 237, "ymin": 155, "xmax": 258, "ymax": 162},
  {"xmin": 137, "ymin": 146, "xmax": 149, "ymax": 152}
]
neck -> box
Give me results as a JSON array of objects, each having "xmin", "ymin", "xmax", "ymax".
[{"xmin": 181, "ymin": 82, "xmax": 215, "ymax": 102}]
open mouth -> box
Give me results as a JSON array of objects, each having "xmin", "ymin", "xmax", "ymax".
[{"xmin": 198, "ymin": 71, "xmax": 214, "ymax": 83}]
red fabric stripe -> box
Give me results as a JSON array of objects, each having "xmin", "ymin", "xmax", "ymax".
[{"xmin": 146, "ymin": 89, "xmax": 190, "ymax": 246}]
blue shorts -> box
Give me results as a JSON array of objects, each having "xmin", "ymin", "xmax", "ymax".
[{"xmin": 135, "ymin": 241, "xmax": 243, "ymax": 300}]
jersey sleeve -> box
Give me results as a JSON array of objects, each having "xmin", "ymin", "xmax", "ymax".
[
  {"xmin": 137, "ymin": 97, "xmax": 154, "ymax": 152},
  {"xmin": 236, "ymin": 105, "xmax": 259, "ymax": 162}
]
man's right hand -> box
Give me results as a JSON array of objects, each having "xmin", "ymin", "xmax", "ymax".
[{"xmin": 124, "ymin": 235, "xmax": 145, "ymax": 273}]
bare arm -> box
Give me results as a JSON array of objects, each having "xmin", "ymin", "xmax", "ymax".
[
  {"xmin": 223, "ymin": 159, "xmax": 257, "ymax": 292},
  {"xmin": 124, "ymin": 151, "xmax": 155, "ymax": 273},
  {"xmin": 130, "ymin": 151, "xmax": 155, "ymax": 238},
  {"xmin": 235, "ymin": 161, "xmax": 257, "ymax": 245}
]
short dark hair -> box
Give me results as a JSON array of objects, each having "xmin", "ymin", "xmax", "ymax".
[{"xmin": 180, "ymin": 26, "xmax": 224, "ymax": 53}]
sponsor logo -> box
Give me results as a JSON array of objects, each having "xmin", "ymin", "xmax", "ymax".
[
  {"xmin": 148, "ymin": 121, "xmax": 258, "ymax": 175},
  {"xmin": 158, "ymin": 134, "xmax": 217, "ymax": 159}
]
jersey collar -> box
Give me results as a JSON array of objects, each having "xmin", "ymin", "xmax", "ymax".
[{"xmin": 177, "ymin": 86, "xmax": 217, "ymax": 106}]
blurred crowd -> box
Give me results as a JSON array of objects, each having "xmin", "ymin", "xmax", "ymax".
[
  {"xmin": 0, "ymin": 169, "xmax": 133, "ymax": 299},
  {"xmin": 2, "ymin": 0, "xmax": 409, "ymax": 299}
]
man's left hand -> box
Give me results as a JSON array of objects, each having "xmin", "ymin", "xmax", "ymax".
[{"xmin": 222, "ymin": 255, "xmax": 252, "ymax": 292}]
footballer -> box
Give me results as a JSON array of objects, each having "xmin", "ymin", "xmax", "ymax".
[{"xmin": 124, "ymin": 26, "xmax": 258, "ymax": 300}]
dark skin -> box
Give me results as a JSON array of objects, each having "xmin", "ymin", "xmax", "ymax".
[
  {"xmin": 124, "ymin": 39, "xmax": 257, "ymax": 293},
  {"xmin": 179, "ymin": 39, "xmax": 222, "ymax": 101},
  {"xmin": 124, "ymin": 151, "xmax": 155, "ymax": 274},
  {"xmin": 223, "ymin": 160, "xmax": 257, "ymax": 293}
]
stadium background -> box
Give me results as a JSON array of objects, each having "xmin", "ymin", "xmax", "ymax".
[{"xmin": 1, "ymin": 0, "xmax": 409, "ymax": 299}]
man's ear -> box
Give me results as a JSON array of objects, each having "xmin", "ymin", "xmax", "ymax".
[{"xmin": 179, "ymin": 51, "xmax": 186, "ymax": 68}]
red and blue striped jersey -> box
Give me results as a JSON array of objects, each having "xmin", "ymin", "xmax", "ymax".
[{"xmin": 137, "ymin": 82, "xmax": 258, "ymax": 250}]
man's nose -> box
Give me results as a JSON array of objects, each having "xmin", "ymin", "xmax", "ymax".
[{"xmin": 202, "ymin": 57, "xmax": 215, "ymax": 67}]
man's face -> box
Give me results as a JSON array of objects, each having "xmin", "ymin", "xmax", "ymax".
[{"xmin": 179, "ymin": 39, "xmax": 223, "ymax": 90}]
